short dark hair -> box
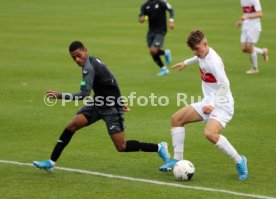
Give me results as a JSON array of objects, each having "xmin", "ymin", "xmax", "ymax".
[
  {"xmin": 69, "ymin": 41, "xmax": 85, "ymax": 52},
  {"xmin": 187, "ymin": 30, "xmax": 205, "ymax": 49}
]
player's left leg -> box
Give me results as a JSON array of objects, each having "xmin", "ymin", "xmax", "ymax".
[
  {"xmin": 150, "ymin": 47, "xmax": 169, "ymax": 76},
  {"xmin": 110, "ymin": 132, "xmax": 170, "ymax": 163},
  {"xmin": 205, "ymin": 119, "xmax": 248, "ymax": 180},
  {"xmin": 151, "ymin": 34, "xmax": 170, "ymax": 76},
  {"xmin": 245, "ymin": 42, "xmax": 259, "ymax": 74},
  {"xmin": 254, "ymin": 47, "xmax": 269, "ymax": 62},
  {"xmin": 104, "ymin": 106, "xmax": 170, "ymax": 163}
]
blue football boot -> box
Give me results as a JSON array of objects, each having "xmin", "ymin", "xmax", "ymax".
[
  {"xmin": 158, "ymin": 142, "xmax": 171, "ymax": 163},
  {"xmin": 157, "ymin": 67, "xmax": 169, "ymax": 76},
  {"xmin": 236, "ymin": 155, "xmax": 248, "ymax": 180},
  {"xmin": 159, "ymin": 159, "xmax": 178, "ymax": 172},
  {"xmin": 33, "ymin": 160, "xmax": 55, "ymax": 171}
]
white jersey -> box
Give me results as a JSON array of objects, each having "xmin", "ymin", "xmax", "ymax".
[
  {"xmin": 189, "ymin": 48, "xmax": 234, "ymax": 108},
  {"xmin": 241, "ymin": 0, "xmax": 262, "ymax": 31}
]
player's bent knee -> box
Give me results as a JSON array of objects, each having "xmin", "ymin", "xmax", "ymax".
[
  {"xmin": 115, "ymin": 143, "xmax": 126, "ymax": 152},
  {"xmin": 66, "ymin": 122, "xmax": 79, "ymax": 132},
  {"xmin": 66, "ymin": 125, "xmax": 75, "ymax": 132},
  {"xmin": 150, "ymin": 48, "xmax": 158, "ymax": 55},
  {"xmin": 171, "ymin": 115, "xmax": 182, "ymax": 126},
  {"xmin": 204, "ymin": 130, "xmax": 219, "ymax": 144}
]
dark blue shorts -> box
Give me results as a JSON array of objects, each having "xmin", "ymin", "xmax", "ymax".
[
  {"xmin": 147, "ymin": 32, "xmax": 165, "ymax": 48},
  {"xmin": 77, "ymin": 105, "xmax": 125, "ymax": 135}
]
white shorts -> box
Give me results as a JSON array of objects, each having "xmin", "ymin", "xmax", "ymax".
[
  {"xmin": 191, "ymin": 99, "xmax": 234, "ymax": 128},
  {"xmin": 240, "ymin": 28, "xmax": 260, "ymax": 44}
]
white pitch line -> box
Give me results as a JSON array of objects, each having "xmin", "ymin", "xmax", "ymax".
[{"xmin": 0, "ymin": 160, "xmax": 275, "ymax": 199}]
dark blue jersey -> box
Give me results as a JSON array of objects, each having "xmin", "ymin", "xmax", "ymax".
[
  {"xmin": 140, "ymin": 0, "xmax": 174, "ymax": 34},
  {"xmin": 61, "ymin": 56, "xmax": 122, "ymax": 106}
]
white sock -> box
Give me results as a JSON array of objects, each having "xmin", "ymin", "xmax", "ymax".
[
  {"xmin": 254, "ymin": 47, "xmax": 264, "ymax": 55},
  {"xmin": 250, "ymin": 51, "xmax": 258, "ymax": 69},
  {"xmin": 215, "ymin": 135, "xmax": 242, "ymax": 164},
  {"xmin": 171, "ymin": 127, "xmax": 185, "ymax": 160},
  {"xmin": 50, "ymin": 160, "xmax": 56, "ymax": 166}
]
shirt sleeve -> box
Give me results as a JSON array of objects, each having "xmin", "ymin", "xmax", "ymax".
[
  {"xmin": 60, "ymin": 66, "xmax": 94, "ymax": 100},
  {"xmin": 183, "ymin": 56, "xmax": 199, "ymax": 66},
  {"xmin": 254, "ymin": 0, "xmax": 262, "ymax": 12},
  {"xmin": 139, "ymin": 2, "xmax": 147, "ymax": 17},
  {"xmin": 164, "ymin": 1, "xmax": 174, "ymax": 19}
]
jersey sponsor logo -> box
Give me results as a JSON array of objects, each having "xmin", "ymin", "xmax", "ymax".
[
  {"xmin": 155, "ymin": 4, "xmax": 159, "ymax": 9},
  {"xmin": 80, "ymin": 81, "xmax": 87, "ymax": 86},
  {"xmin": 199, "ymin": 68, "xmax": 217, "ymax": 83},
  {"xmin": 83, "ymin": 70, "xmax": 88, "ymax": 74},
  {"xmin": 146, "ymin": 5, "xmax": 150, "ymax": 9},
  {"xmin": 242, "ymin": 6, "xmax": 256, "ymax": 13}
]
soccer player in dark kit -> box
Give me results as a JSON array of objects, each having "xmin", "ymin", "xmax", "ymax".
[
  {"xmin": 139, "ymin": 0, "xmax": 174, "ymax": 76},
  {"xmin": 33, "ymin": 41, "xmax": 170, "ymax": 171}
]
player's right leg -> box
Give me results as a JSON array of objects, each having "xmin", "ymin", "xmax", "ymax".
[
  {"xmin": 33, "ymin": 113, "xmax": 89, "ymax": 171},
  {"xmin": 244, "ymin": 29, "xmax": 262, "ymax": 74},
  {"xmin": 159, "ymin": 105, "xmax": 203, "ymax": 171}
]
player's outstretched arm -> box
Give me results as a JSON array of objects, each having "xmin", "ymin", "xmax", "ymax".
[
  {"xmin": 122, "ymin": 105, "xmax": 131, "ymax": 112},
  {"xmin": 171, "ymin": 62, "xmax": 186, "ymax": 71},
  {"xmin": 45, "ymin": 90, "xmax": 61, "ymax": 99}
]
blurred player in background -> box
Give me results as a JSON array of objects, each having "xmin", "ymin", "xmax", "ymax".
[
  {"xmin": 159, "ymin": 30, "xmax": 248, "ymax": 180},
  {"xmin": 33, "ymin": 41, "xmax": 170, "ymax": 171},
  {"xmin": 236, "ymin": 0, "xmax": 268, "ymax": 74},
  {"xmin": 139, "ymin": 0, "xmax": 174, "ymax": 76}
]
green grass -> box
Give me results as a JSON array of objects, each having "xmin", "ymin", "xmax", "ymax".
[{"xmin": 0, "ymin": 0, "xmax": 276, "ymax": 198}]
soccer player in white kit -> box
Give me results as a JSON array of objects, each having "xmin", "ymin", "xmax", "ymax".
[
  {"xmin": 159, "ymin": 30, "xmax": 248, "ymax": 180},
  {"xmin": 236, "ymin": 0, "xmax": 268, "ymax": 74}
]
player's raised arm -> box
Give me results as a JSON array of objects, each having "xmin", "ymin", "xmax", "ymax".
[
  {"xmin": 171, "ymin": 56, "xmax": 198, "ymax": 71},
  {"xmin": 171, "ymin": 62, "xmax": 186, "ymax": 71}
]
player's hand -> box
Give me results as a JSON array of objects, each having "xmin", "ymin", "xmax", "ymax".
[
  {"xmin": 171, "ymin": 62, "xmax": 186, "ymax": 71},
  {"xmin": 45, "ymin": 90, "xmax": 60, "ymax": 99},
  {"xmin": 236, "ymin": 15, "xmax": 246, "ymax": 28},
  {"xmin": 122, "ymin": 105, "xmax": 131, "ymax": 112},
  {"xmin": 139, "ymin": 16, "xmax": 145, "ymax": 23},
  {"xmin": 202, "ymin": 105, "xmax": 214, "ymax": 114},
  {"xmin": 236, "ymin": 20, "xmax": 243, "ymax": 28},
  {"xmin": 169, "ymin": 21, "xmax": 174, "ymax": 30}
]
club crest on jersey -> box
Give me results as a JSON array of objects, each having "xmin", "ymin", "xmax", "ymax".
[
  {"xmin": 80, "ymin": 81, "xmax": 87, "ymax": 86},
  {"xmin": 199, "ymin": 68, "xmax": 217, "ymax": 83},
  {"xmin": 155, "ymin": 4, "xmax": 159, "ymax": 9}
]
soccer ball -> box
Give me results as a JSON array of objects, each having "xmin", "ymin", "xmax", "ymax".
[{"xmin": 173, "ymin": 160, "xmax": 195, "ymax": 181}]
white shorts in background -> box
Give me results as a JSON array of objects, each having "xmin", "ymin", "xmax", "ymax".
[
  {"xmin": 191, "ymin": 99, "xmax": 234, "ymax": 128},
  {"xmin": 240, "ymin": 28, "xmax": 261, "ymax": 43}
]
